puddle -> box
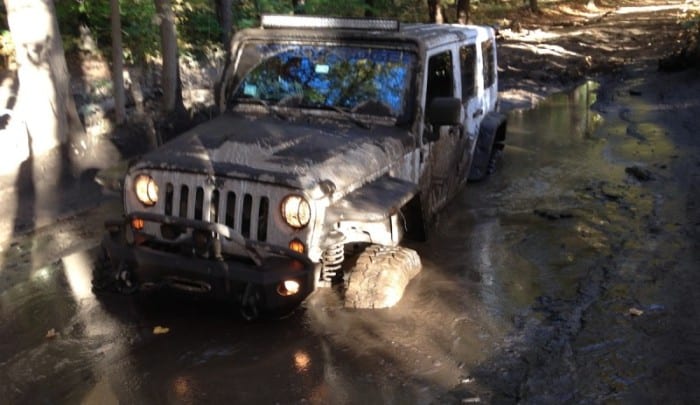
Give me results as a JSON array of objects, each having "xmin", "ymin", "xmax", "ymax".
[{"xmin": 421, "ymin": 81, "xmax": 610, "ymax": 315}]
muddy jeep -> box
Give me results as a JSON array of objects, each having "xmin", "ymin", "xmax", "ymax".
[{"xmin": 95, "ymin": 15, "xmax": 506, "ymax": 317}]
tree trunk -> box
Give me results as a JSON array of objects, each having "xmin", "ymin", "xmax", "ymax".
[
  {"xmin": 529, "ymin": 0, "xmax": 538, "ymax": 12},
  {"xmin": 457, "ymin": 0, "xmax": 470, "ymax": 24},
  {"xmin": 365, "ymin": 0, "xmax": 374, "ymax": 17},
  {"xmin": 427, "ymin": 0, "xmax": 444, "ymax": 24},
  {"xmin": 215, "ymin": 0, "xmax": 233, "ymax": 46},
  {"xmin": 292, "ymin": 0, "xmax": 305, "ymax": 14},
  {"xmin": 110, "ymin": 0, "xmax": 126, "ymax": 125},
  {"xmin": 3, "ymin": 0, "xmax": 84, "ymax": 157},
  {"xmin": 154, "ymin": 0, "xmax": 184, "ymax": 114}
]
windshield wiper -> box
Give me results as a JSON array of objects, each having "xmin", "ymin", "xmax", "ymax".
[
  {"xmin": 326, "ymin": 106, "xmax": 371, "ymax": 129},
  {"xmin": 238, "ymin": 98, "xmax": 290, "ymax": 121}
]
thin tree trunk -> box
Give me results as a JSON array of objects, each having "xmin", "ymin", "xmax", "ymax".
[
  {"xmin": 3, "ymin": 0, "xmax": 84, "ymax": 157},
  {"xmin": 457, "ymin": 0, "xmax": 470, "ymax": 24},
  {"xmin": 529, "ymin": 0, "xmax": 538, "ymax": 12},
  {"xmin": 154, "ymin": 0, "xmax": 184, "ymax": 114},
  {"xmin": 110, "ymin": 0, "xmax": 126, "ymax": 124},
  {"xmin": 427, "ymin": 0, "xmax": 444, "ymax": 24},
  {"xmin": 215, "ymin": 0, "xmax": 233, "ymax": 46},
  {"xmin": 3, "ymin": 0, "xmax": 86, "ymax": 241},
  {"xmin": 292, "ymin": 0, "xmax": 305, "ymax": 14}
]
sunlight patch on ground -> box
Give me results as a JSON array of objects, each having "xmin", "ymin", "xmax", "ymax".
[
  {"xmin": 500, "ymin": 42, "xmax": 581, "ymax": 58},
  {"xmin": 62, "ymin": 251, "xmax": 94, "ymax": 301},
  {"xmin": 555, "ymin": 4, "xmax": 604, "ymax": 18},
  {"xmin": 499, "ymin": 28, "xmax": 562, "ymax": 42},
  {"xmin": 615, "ymin": 4, "xmax": 698, "ymax": 15}
]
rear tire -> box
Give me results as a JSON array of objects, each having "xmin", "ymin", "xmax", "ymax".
[
  {"xmin": 344, "ymin": 245, "xmax": 422, "ymax": 309},
  {"xmin": 469, "ymin": 114, "xmax": 506, "ymax": 182},
  {"xmin": 469, "ymin": 135, "xmax": 500, "ymax": 182}
]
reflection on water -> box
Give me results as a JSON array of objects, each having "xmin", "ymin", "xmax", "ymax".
[
  {"xmin": 508, "ymin": 80, "xmax": 602, "ymax": 143},
  {"xmin": 425, "ymin": 80, "xmax": 608, "ymax": 318},
  {"xmin": 294, "ymin": 350, "xmax": 312, "ymax": 373}
]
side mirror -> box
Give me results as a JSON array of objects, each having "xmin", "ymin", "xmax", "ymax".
[
  {"xmin": 427, "ymin": 97, "xmax": 462, "ymax": 126},
  {"xmin": 424, "ymin": 97, "xmax": 462, "ymax": 142}
]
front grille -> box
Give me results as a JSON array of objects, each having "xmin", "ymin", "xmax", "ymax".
[{"xmin": 162, "ymin": 182, "xmax": 270, "ymax": 242}]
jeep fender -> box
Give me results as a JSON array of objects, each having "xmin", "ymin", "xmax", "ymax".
[
  {"xmin": 468, "ymin": 111, "xmax": 507, "ymax": 182},
  {"xmin": 325, "ymin": 175, "xmax": 417, "ymax": 246}
]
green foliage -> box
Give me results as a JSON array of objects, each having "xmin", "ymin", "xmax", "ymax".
[
  {"xmin": 48, "ymin": 0, "xmax": 520, "ymax": 65},
  {"xmin": 233, "ymin": 0, "xmax": 293, "ymax": 29},
  {"xmin": 0, "ymin": 30, "xmax": 14, "ymax": 68},
  {"xmin": 56, "ymin": 0, "xmax": 159, "ymax": 63},
  {"xmin": 175, "ymin": 1, "xmax": 222, "ymax": 56}
]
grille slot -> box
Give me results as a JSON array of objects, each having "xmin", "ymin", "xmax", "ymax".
[
  {"xmin": 179, "ymin": 185, "xmax": 189, "ymax": 217},
  {"xmin": 194, "ymin": 187, "xmax": 204, "ymax": 220},
  {"xmin": 211, "ymin": 190, "xmax": 220, "ymax": 223},
  {"xmin": 225, "ymin": 192, "xmax": 236, "ymax": 229},
  {"xmin": 241, "ymin": 194, "xmax": 252, "ymax": 238},
  {"xmin": 258, "ymin": 197, "xmax": 269, "ymax": 242},
  {"xmin": 165, "ymin": 183, "xmax": 173, "ymax": 215}
]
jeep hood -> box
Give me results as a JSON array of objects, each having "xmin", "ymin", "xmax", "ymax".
[{"xmin": 132, "ymin": 112, "xmax": 414, "ymax": 192}]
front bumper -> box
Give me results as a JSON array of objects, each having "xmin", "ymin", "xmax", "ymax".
[{"xmin": 101, "ymin": 212, "xmax": 317, "ymax": 312}]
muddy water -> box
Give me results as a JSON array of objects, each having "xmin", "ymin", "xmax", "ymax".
[{"xmin": 1, "ymin": 77, "xmax": 696, "ymax": 403}]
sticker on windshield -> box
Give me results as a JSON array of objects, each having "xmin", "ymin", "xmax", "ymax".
[
  {"xmin": 243, "ymin": 83, "xmax": 258, "ymax": 97},
  {"xmin": 315, "ymin": 64, "xmax": 330, "ymax": 74}
]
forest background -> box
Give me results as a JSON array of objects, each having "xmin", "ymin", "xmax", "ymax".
[{"xmin": 0, "ymin": 0, "xmax": 697, "ymax": 181}]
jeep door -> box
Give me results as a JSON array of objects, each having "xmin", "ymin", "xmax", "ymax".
[
  {"xmin": 457, "ymin": 43, "xmax": 480, "ymax": 176},
  {"xmin": 421, "ymin": 47, "xmax": 468, "ymax": 213}
]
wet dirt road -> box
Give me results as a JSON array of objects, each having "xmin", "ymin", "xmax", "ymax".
[{"xmin": 1, "ymin": 69, "xmax": 698, "ymax": 404}]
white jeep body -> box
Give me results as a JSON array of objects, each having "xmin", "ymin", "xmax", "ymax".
[{"xmin": 102, "ymin": 15, "xmax": 506, "ymax": 313}]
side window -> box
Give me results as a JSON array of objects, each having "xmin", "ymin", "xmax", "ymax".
[
  {"xmin": 460, "ymin": 45, "xmax": 476, "ymax": 99},
  {"xmin": 426, "ymin": 51, "xmax": 454, "ymax": 108},
  {"xmin": 481, "ymin": 39, "xmax": 495, "ymax": 89}
]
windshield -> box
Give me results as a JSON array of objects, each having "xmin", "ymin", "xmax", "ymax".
[{"xmin": 231, "ymin": 43, "xmax": 416, "ymax": 121}]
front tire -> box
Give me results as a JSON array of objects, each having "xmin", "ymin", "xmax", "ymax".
[{"xmin": 344, "ymin": 245, "xmax": 422, "ymax": 309}]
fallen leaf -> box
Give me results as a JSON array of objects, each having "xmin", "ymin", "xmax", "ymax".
[
  {"xmin": 153, "ymin": 326, "xmax": 170, "ymax": 335},
  {"xmin": 45, "ymin": 328, "xmax": 58, "ymax": 339},
  {"xmin": 628, "ymin": 307, "xmax": 644, "ymax": 317}
]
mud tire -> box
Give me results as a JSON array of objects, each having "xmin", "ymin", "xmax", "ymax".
[
  {"xmin": 469, "ymin": 135, "xmax": 501, "ymax": 182},
  {"xmin": 91, "ymin": 247, "xmax": 116, "ymax": 293},
  {"xmin": 344, "ymin": 245, "xmax": 422, "ymax": 309},
  {"xmin": 91, "ymin": 247, "xmax": 138, "ymax": 295}
]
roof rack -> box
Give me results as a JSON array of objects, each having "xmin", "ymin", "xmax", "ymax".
[{"xmin": 260, "ymin": 14, "xmax": 400, "ymax": 32}]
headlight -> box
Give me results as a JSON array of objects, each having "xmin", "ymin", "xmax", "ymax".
[
  {"xmin": 134, "ymin": 174, "xmax": 159, "ymax": 206},
  {"xmin": 281, "ymin": 195, "xmax": 311, "ymax": 229}
]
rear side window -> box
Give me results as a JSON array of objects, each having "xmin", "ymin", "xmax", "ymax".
[
  {"xmin": 481, "ymin": 39, "xmax": 496, "ymax": 89},
  {"xmin": 460, "ymin": 45, "xmax": 476, "ymax": 99},
  {"xmin": 426, "ymin": 51, "xmax": 454, "ymax": 106}
]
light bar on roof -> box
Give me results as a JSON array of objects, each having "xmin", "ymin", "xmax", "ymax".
[{"xmin": 261, "ymin": 14, "xmax": 400, "ymax": 32}]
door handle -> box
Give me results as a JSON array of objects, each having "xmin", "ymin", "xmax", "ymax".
[{"xmin": 472, "ymin": 108, "xmax": 484, "ymax": 119}]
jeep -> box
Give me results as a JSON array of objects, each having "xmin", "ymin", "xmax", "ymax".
[{"xmin": 95, "ymin": 15, "xmax": 507, "ymax": 318}]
